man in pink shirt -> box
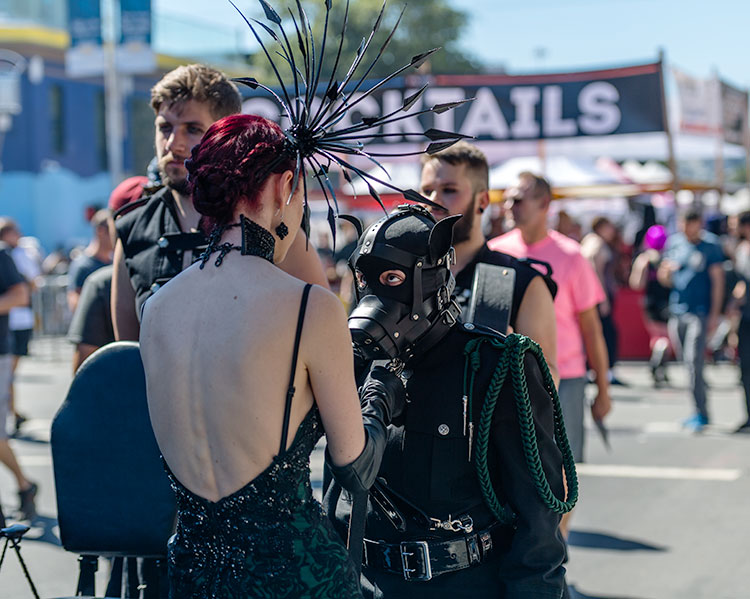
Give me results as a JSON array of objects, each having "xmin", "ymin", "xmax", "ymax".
[{"xmin": 489, "ymin": 171, "xmax": 612, "ymax": 536}]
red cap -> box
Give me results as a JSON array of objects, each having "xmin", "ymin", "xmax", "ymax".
[{"xmin": 109, "ymin": 176, "xmax": 149, "ymax": 212}]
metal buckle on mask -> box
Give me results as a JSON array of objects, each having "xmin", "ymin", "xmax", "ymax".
[
  {"xmin": 442, "ymin": 298, "xmax": 461, "ymax": 327},
  {"xmin": 437, "ymin": 285, "xmax": 450, "ymax": 310}
]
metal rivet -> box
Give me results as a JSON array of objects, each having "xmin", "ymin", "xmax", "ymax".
[
  {"xmin": 438, "ymin": 424, "xmax": 450, "ymax": 436},
  {"xmin": 394, "ymin": 332, "xmax": 400, "ymax": 338},
  {"xmin": 412, "ymin": 314, "xmax": 419, "ymax": 320},
  {"xmin": 503, "ymin": 269, "xmax": 508, "ymax": 275},
  {"xmin": 416, "ymin": 261, "xmax": 423, "ymax": 268},
  {"xmin": 464, "ymin": 323, "xmax": 475, "ymax": 330},
  {"xmin": 157, "ymin": 237, "xmax": 168, "ymax": 249},
  {"xmin": 150, "ymin": 283, "xmax": 161, "ymax": 292},
  {"xmin": 364, "ymin": 338, "xmax": 372, "ymax": 344}
]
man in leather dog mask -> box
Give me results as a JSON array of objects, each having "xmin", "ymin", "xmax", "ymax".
[{"xmin": 331, "ymin": 205, "xmax": 572, "ymax": 599}]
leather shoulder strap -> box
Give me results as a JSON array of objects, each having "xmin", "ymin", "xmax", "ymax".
[
  {"xmin": 279, "ymin": 284, "xmax": 313, "ymax": 455},
  {"xmin": 465, "ymin": 263, "xmax": 516, "ymax": 335}
]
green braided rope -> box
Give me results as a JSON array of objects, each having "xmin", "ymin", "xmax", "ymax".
[{"xmin": 469, "ymin": 333, "xmax": 579, "ymax": 524}]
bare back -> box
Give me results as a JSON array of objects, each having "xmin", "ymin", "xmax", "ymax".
[{"xmin": 141, "ymin": 254, "xmax": 360, "ymax": 502}]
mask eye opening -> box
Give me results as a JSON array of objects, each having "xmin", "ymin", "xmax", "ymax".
[{"xmin": 355, "ymin": 269, "xmax": 367, "ymax": 289}]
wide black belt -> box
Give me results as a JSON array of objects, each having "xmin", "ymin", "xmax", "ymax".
[{"xmin": 363, "ymin": 526, "xmax": 496, "ymax": 581}]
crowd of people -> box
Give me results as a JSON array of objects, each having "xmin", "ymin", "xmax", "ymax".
[{"xmin": 1, "ymin": 54, "xmax": 750, "ymax": 599}]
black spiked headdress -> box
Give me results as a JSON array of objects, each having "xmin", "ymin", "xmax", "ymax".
[{"xmin": 228, "ymin": 0, "xmax": 472, "ymax": 246}]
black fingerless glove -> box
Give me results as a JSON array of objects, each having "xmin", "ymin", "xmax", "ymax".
[{"xmin": 326, "ymin": 366, "xmax": 407, "ymax": 495}]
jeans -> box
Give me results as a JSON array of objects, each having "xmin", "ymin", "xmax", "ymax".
[
  {"xmin": 668, "ymin": 313, "xmax": 708, "ymax": 420},
  {"xmin": 738, "ymin": 318, "xmax": 750, "ymax": 422}
]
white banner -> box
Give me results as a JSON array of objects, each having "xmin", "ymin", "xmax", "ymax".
[{"xmin": 673, "ymin": 67, "xmax": 720, "ymax": 135}]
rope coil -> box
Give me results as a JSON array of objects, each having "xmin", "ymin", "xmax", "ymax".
[{"xmin": 467, "ymin": 333, "xmax": 579, "ymax": 525}]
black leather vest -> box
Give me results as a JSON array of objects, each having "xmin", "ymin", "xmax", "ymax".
[{"xmin": 115, "ymin": 187, "xmax": 207, "ymax": 318}]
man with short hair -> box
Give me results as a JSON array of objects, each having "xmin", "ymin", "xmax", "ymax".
[
  {"xmin": 113, "ymin": 64, "xmax": 328, "ymax": 341},
  {"xmin": 489, "ymin": 172, "xmax": 611, "ymax": 537},
  {"xmin": 68, "ymin": 209, "xmax": 113, "ymax": 313},
  {"xmin": 658, "ymin": 210, "xmax": 724, "ymax": 432},
  {"xmin": 0, "ymin": 231, "xmax": 34, "ymax": 519},
  {"xmin": 419, "ymin": 142, "xmax": 559, "ymax": 383},
  {"xmin": 0, "ymin": 219, "xmax": 41, "ymax": 435}
]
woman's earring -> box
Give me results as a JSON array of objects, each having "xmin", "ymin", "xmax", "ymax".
[{"xmin": 275, "ymin": 221, "xmax": 289, "ymax": 240}]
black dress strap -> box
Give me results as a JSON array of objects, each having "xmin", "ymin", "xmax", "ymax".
[{"xmin": 279, "ymin": 284, "xmax": 313, "ymax": 455}]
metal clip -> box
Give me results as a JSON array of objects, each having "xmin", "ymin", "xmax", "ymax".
[{"xmin": 429, "ymin": 514, "xmax": 474, "ymax": 533}]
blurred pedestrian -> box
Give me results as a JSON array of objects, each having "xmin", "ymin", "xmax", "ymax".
[
  {"xmin": 0, "ymin": 219, "xmax": 41, "ymax": 435},
  {"xmin": 67, "ymin": 177, "xmax": 148, "ymax": 372},
  {"xmin": 112, "ymin": 64, "xmax": 329, "ymax": 341},
  {"xmin": 658, "ymin": 210, "xmax": 724, "ymax": 432},
  {"xmin": 731, "ymin": 211, "xmax": 750, "ymax": 433},
  {"xmin": 581, "ymin": 216, "xmax": 624, "ymax": 385},
  {"xmin": 0, "ymin": 233, "xmax": 35, "ymax": 519},
  {"xmin": 490, "ymin": 171, "xmax": 611, "ymax": 538},
  {"xmin": 67, "ymin": 209, "xmax": 113, "ymax": 313},
  {"xmin": 629, "ymin": 224, "xmax": 672, "ymax": 386}
]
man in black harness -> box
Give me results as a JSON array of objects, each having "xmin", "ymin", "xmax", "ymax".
[
  {"xmin": 112, "ymin": 64, "xmax": 328, "ymax": 340},
  {"xmin": 419, "ymin": 142, "xmax": 559, "ymax": 384},
  {"xmin": 332, "ymin": 205, "xmax": 575, "ymax": 598}
]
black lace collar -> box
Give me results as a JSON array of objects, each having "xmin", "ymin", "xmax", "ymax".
[{"xmin": 199, "ymin": 215, "xmax": 275, "ymax": 268}]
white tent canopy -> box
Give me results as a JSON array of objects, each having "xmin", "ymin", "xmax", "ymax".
[{"xmin": 489, "ymin": 156, "xmax": 623, "ymax": 189}]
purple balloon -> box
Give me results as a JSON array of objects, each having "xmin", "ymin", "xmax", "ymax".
[{"xmin": 644, "ymin": 225, "xmax": 667, "ymax": 251}]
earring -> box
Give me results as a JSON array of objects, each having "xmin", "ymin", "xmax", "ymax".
[{"xmin": 275, "ymin": 221, "xmax": 289, "ymax": 240}]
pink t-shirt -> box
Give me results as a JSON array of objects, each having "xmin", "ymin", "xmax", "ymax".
[{"xmin": 489, "ymin": 229, "xmax": 605, "ymax": 379}]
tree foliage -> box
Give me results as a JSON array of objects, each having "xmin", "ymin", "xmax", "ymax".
[{"xmin": 243, "ymin": 0, "xmax": 482, "ymax": 85}]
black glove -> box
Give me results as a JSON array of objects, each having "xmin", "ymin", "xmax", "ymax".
[{"xmin": 326, "ymin": 366, "xmax": 406, "ymax": 495}]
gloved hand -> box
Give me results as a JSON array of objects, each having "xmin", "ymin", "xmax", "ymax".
[
  {"xmin": 326, "ymin": 366, "xmax": 406, "ymax": 495},
  {"xmin": 360, "ymin": 365, "xmax": 407, "ymax": 423}
]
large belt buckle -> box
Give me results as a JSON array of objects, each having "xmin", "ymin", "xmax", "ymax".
[{"xmin": 400, "ymin": 540, "xmax": 432, "ymax": 581}]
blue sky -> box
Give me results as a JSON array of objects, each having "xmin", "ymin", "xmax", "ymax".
[{"xmin": 154, "ymin": 0, "xmax": 750, "ymax": 88}]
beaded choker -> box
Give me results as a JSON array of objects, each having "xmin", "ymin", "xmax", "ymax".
[{"xmin": 199, "ymin": 215, "xmax": 275, "ymax": 268}]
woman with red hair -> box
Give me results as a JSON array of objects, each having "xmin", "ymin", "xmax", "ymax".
[{"xmin": 140, "ymin": 114, "xmax": 404, "ymax": 598}]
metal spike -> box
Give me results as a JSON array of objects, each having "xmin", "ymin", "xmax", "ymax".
[
  {"xmin": 411, "ymin": 47, "xmax": 441, "ymax": 69},
  {"xmin": 403, "ymin": 84, "xmax": 428, "ymax": 111},
  {"xmin": 433, "ymin": 98, "xmax": 474, "ymax": 114},
  {"xmin": 423, "ymin": 128, "xmax": 473, "ymax": 141},
  {"xmin": 232, "ymin": 77, "xmax": 259, "ymax": 89},
  {"xmin": 327, "ymin": 205, "xmax": 337, "ymax": 252},
  {"xmin": 315, "ymin": 5, "xmax": 406, "ymax": 130},
  {"xmin": 426, "ymin": 140, "xmax": 461, "ymax": 154},
  {"xmin": 228, "ymin": 1, "xmax": 296, "ymax": 120},
  {"xmin": 258, "ymin": 0, "xmax": 282, "ymax": 25}
]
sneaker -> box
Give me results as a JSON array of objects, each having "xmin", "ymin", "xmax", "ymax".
[
  {"xmin": 12, "ymin": 412, "xmax": 27, "ymax": 437},
  {"xmin": 733, "ymin": 421, "xmax": 750, "ymax": 434},
  {"xmin": 682, "ymin": 414, "xmax": 709, "ymax": 433},
  {"xmin": 17, "ymin": 482, "xmax": 37, "ymax": 521}
]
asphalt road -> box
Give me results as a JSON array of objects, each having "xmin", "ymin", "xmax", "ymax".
[{"xmin": 1, "ymin": 338, "xmax": 749, "ymax": 599}]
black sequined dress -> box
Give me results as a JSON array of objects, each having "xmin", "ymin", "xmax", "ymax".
[{"xmin": 163, "ymin": 284, "xmax": 362, "ymax": 598}]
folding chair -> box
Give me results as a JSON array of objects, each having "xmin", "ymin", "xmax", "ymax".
[{"xmin": 50, "ymin": 342, "xmax": 176, "ymax": 598}]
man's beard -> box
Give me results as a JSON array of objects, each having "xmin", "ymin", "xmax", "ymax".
[
  {"xmin": 159, "ymin": 156, "xmax": 190, "ymax": 195},
  {"xmin": 450, "ymin": 197, "xmax": 477, "ymax": 244}
]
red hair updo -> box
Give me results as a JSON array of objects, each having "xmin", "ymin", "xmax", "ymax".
[{"xmin": 186, "ymin": 114, "xmax": 295, "ymax": 233}]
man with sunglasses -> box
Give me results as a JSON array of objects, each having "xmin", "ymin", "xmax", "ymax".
[{"xmin": 489, "ymin": 171, "xmax": 611, "ymax": 538}]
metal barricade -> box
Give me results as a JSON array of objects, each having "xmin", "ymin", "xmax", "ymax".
[{"xmin": 30, "ymin": 275, "xmax": 72, "ymax": 359}]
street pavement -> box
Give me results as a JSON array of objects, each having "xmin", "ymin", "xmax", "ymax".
[{"xmin": 1, "ymin": 338, "xmax": 749, "ymax": 598}]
